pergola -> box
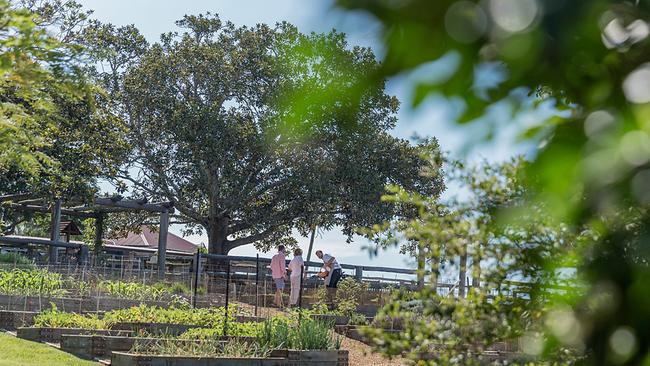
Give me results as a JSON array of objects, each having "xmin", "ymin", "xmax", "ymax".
[{"xmin": 0, "ymin": 193, "xmax": 174, "ymax": 278}]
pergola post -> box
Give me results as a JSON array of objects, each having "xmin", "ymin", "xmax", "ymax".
[
  {"xmin": 49, "ymin": 199, "xmax": 62, "ymax": 264},
  {"xmin": 78, "ymin": 245, "xmax": 89, "ymax": 265},
  {"xmin": 157, "ymin": 209, "xmax": 169, "ymax": 279}
]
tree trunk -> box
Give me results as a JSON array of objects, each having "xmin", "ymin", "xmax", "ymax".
[
  {"xmin": 206, "ymin": 218, "xmax": 230, "ymax": 287},
  {"xmin": 207, "ymin": 217, "xmax": 230, "ymax": 255},
  {"xmin": 416, "ymin": 242, "xmax": 425, "ymax": 290},
  {"xmin": 458, "ymin": 243, "xmax": 467, "ymax": 298}
]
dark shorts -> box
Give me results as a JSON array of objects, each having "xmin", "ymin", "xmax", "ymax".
[
  {"xmin": 274, "ymin": 278, "xmax": 285, "ymax": 290},
  {"xmin": 326, "ymin": 268, "xmax": 342, "ymax": 288}
]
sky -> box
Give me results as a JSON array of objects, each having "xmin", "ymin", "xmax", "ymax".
[{"xmin": 76, "ymin": 0, "xmax": 544, "ymax": 274}]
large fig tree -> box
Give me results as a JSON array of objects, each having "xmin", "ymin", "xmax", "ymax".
[{"xmin": 93, "ymin": 14, "xmax": 444, "ymax": 255}]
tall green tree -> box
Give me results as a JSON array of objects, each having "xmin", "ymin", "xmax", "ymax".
[
  {"xmin": 0, "ymin": 1, "xmax": 128, "ymax": 233},
  {"xmin": 90, "ymin": 14, "xmax": 444, "ymax": 255}
]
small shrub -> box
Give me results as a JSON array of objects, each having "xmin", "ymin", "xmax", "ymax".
[
  {"xmin": 155, "ymin": 282, "xmax": 190, "ymax": 295},
  {"xmin": 258, "ymin": 316, "xmax": 337, "ymax": 351}
]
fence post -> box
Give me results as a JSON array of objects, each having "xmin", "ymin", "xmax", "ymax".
[
  {"xmin": 157, "ymin": 210, "xmax": 169, "ymax": 279},
  {"xmin": 223, "ymin": 259, "xmax": 230, "ymax": 336},
  {"xmin": 298, "ymin": 265, "xmax": 304, "ymax": 309},
  {"xmin": 255, "ymin": 254, "xmax": 259, "ymax": 317},
  {"xmin": 192, "ymin": 251, "xmax": 201, "ymax": 308},
  {"xmin": 354, "ymin": 266, "xmax": 363, "ymax": 281}
]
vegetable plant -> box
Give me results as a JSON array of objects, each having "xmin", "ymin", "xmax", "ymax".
[
  {"xmin": 0, "ymin": 269, "xmax": 66, "ymax": 296},
  {"xmin": 34, "ymin": 306, "xmax": 108, "ymax": 329}
]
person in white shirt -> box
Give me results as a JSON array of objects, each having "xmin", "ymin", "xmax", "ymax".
[
  {"xmin": 287, "ymin": 248, "xmax": 305, "ymax": 307},
  {"xmin": 316, "ymin": 250, "xmax": 342, "ymax": 309}
]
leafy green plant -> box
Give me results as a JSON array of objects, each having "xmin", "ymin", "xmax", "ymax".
[
  {"xmin": 348, "ymin": 312, "xmax": 368, "ymax": 326},
  {"xmin": 100, "ymin": 281, "xmax": 168, "ymax": 301},
  {"xmin": 33, "ymin": 306, "xmax": 108, "ymax": 329},
  {"xmin": 258, "ymin": 316, "xmax": 337, "ymax": 351},
  {"xmin": 0, "ymin": 268, "xmax": 66, "ymax": 296},
  {"xmin": 102, "ymin": 304, "xmax": 239, "ymax": 328},
  {"xmin": 180, "ymin": 322, "xmax": 262, "ymax": 338},
  {"xmin": 153, "ymin": 282, "xmax": 190, "ymax": 296}
]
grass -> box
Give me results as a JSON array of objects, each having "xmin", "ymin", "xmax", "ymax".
[{"xmin": 0, "ymin": 332, "xmax": 98, "ymax": 366}]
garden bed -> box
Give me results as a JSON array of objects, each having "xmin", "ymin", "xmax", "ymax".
[
  {"xmin": 310, "ymin": 314, "xmax": 349, "ymax": 326},
  {"xmin": 271, "ymin": 349, "xmax": 349, "ymax": 365},
  {"xmin": 16, "ymin": 326, "xmax": 133, "ymax": 343},
  {"xmin": 60, "ymin": 334, "xmax": 225, "ymax": 359},
  {"xmin": 334, "ymin": 325, "xmax": 401, "ymax": 346},
  {"xmin": 111, "ymin": 349, "xmax": 349, "ymax": 366},
  {"xmin": 111, "ymin": 352, "xmax": 286, "ymax": 366},
  {"xmin": 0, "ymin": 293, "xmax": 172, "ymax": 313},
  {"xmin": 0, "ymin": 310, "xmax": 37, "ymax": 329}
]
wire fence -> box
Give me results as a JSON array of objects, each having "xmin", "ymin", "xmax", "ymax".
[{"xmin": 0, "ymin": 249, "xmax": 534, "ymax": 316}]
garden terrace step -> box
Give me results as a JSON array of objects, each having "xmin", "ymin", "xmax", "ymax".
[
  {"xmin": 111, "ymin": 352, "xmax": 288, "ymax": 366},
  {"xmin": 310, "ymin": 314, "xmax": 349, "ymax": 326},
  {"xmin": 16, "ymin": 327, "xmax": 133, "ymax": 343},
  {"xmin": 270, "ymin": 350, "xmax": 349, "ymax": 366},
  {"xmin": 111, "ymin": 350, "xmax": 348, "ymax": 366},
  {"xmin": 334, "ymin": 325, "xmax": 400, "ymax": 346},
  {"xmin": 60, "ymin": 334, "xmax": 227, "ymax": 359},
  {"xmin": 0, "ymin": 294, "xmax": 172, "ymax": 313},
  {"xmin": 235, "ymin": 315, "xmax": 265, "ymax": 323},
  {"xmin": 0, "ymin": 310, "xmax": 37, "ymax": 329}
]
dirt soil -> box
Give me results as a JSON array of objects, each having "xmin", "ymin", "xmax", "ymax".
[{"xmin": 341, "ymin": 337, "xmax": 407, "ymax": 366}]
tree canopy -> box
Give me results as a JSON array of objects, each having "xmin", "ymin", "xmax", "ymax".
[
  {"xmin": 0, "ymin": 1, "xmax": 128, "ymax": 233},
  {"xmin": 87, "ymin": 14, "xmax": 444, "ymax": 255}
]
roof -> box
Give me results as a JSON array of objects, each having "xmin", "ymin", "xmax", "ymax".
[
  {"xmin": 107, "ymin": 226, "xmax": 198, "ymax": 254},
  {"xmin": 59, "ymin": 221, "xmax": 82, "ymax": 236},
  {"xmin": 102, "ymin": 244, "xmax": 194, "ymax": 257}
]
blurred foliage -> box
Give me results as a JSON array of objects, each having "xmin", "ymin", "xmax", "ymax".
[
  {"xmin": 362, "ymin": 158, "xmax": 592, "ymax": 364},
  {"xmin": 338, "ymin": 0, "xmax": 650, "ymax": 364},
  {"xmin": 83, "ymin": 13, "xmax": 445, "ymax": 255}
]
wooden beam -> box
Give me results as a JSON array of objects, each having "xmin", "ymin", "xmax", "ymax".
[
  {"xmin": 94, "ymin": 198, "xmax": 174, "ymax": 213},
  {"xmin": 157, "ymin": 210, "xmax": 170, "ymax": 279},
  {"xmin": 3, "ymin": 203, "xmax": 98, "ymax": 218},
  {"xmin": 49, "ymin": 199, "xmax": 62, "ymax": 263},
  {"xmin": 0, "ymin": 235, "xmax": 83, "ymax": 249}
]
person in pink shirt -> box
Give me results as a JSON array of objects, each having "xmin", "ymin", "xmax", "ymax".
[{"xmin": 270, "ymin": 245, "xmax": 287, "ymax": 307}]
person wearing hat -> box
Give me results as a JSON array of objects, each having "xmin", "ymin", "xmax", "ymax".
[{"xmin": 315, "ymin": 250, "xmax": 341, "ymax": 309}]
